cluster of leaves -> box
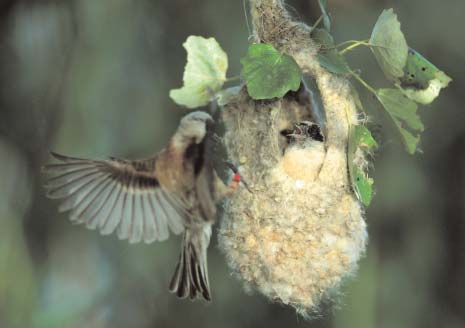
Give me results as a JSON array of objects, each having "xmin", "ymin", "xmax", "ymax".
[
  {"xmin": 170, "ymin": 10, "xmax": 450, "ymax": 155},
  {"xmin": 313, "ymin": 4, "xmax": 451, "ymax": 206},
  {"xmin": 314, "ymin": 8, "xmax": 451, "ymax": 155},
  {"xmin": 168, "ymin": 5, "xmax": 451, "ymax": 208},
  {"xmin": 169, "ymin": 36, "xmax": 302, "ymax": 107}
]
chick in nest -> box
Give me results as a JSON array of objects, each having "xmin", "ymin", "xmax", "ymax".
[{"xmin": 279, "ymin": 121, "xmax": 326, "ymax": 183}]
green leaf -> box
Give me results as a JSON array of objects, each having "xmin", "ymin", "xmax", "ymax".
[
  {"xmin": 398, "ymin": 48, "xmax": 452, "ymax": 104},
  {"xmin": 312, "ymin": 28, "xmax": 351, "ymax": 74},
  {"xmin": 318, "ymin": 52, "xmax": 351, "ymax": 75},
  {"xmin": 354, "ymin": 125, "xmax": 378, "ymax": 149},
  {"xmin": 398, "ymin": 128, "xmax": 421, "ymax": 154},
  {"xmin": 240, "ymin": 43, "xmax": 302, "ymax": 100},
  {"xmin": 376, "ymin": 88, "xmax": 424, "ymax": 154},
  {"xmin": 311, "ymin": 27, "xmax": 333, "ymax": 46},
  {"xmin": 348, "ymin": 124, "xmax": 376, "ymax": 206},
  {"xmin": 170, "ymin": 36, "xmax": 228, "ymax": 108},
  {"xmin": 353, "ymin": 167, "xmax": 374, "ymax": 207},
  {"xmin": 370, "ymin": 9, "xmax": 408, "ymax": 80},
  {"xmin": 317, "ymin": 0, "xmax": 331, "ymax": 31}
]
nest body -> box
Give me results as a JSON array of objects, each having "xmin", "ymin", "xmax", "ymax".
[{"xmin": 218, "ymin": 85, "xmax": 367, "ymax": 315}]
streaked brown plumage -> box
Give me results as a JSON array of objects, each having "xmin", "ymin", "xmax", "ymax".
[{"xmin": 43, "ymin": 111, "xmax": 229, "ymax": 301}]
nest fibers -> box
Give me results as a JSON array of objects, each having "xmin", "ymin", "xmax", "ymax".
[{"xmin": 218, "ymin": 80, "xmax": 367, "ymax": 316}]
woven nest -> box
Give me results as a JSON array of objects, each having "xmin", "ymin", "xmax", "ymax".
[{"xmin": 218, "ymin": 83, "xmax": 367, "ymax": 316}]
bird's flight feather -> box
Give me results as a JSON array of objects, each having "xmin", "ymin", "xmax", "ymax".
[{"xmin": 43, "ymin": 152, "xmax": 188, "ymax": 244}]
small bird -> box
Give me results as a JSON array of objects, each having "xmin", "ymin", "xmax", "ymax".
[{"xmin": 43, "ymin": 111, "xmax": 239, "ymax": 301}]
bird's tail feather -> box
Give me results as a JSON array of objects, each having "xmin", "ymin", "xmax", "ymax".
[{"xmin": 169, "ymin": 227, "xmax": 211, "ymax": 301}]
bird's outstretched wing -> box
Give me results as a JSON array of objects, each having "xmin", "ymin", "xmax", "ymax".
[{"xmin": 43, "ymin": 152, "xmax": 189, "ymax": 244}]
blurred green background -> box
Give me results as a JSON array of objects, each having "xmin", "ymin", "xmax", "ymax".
[{"xmin": 0, "ymin": 0, "xmax": 463, "ymax": 327}]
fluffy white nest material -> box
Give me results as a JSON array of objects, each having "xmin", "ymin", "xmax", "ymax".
[
  {"xmin": 217, "ymin": 0, "xmax": 369, "ymax": 316},
  {"xmin": 218, "ymin": 68, "xmax": 367, "ymax": 318}
]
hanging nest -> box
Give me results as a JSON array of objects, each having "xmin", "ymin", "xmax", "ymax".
[{"xmin": 218, "ymin": 0, "xmax": 368, "ymax": 316}]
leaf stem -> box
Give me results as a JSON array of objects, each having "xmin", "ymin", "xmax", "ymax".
[
  {"xmin": 309, "ymin": 15, "xmax": 324, "ymax": 34},
  {"xmin": 340, "ymin": 40, "xmax": 371, "ymax": 54},
  {"xmin": 338, "ymin": 40, "xmax": 392, "ymax": 55},
  {"xmin": 225, "ymin": 76, "xmax": 241, "ymax": 83},
  {"xmin": 335, "ymin": 39, "xmax": 369, "ymax": 48}
]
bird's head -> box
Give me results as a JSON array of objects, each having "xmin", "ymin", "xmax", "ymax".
[{"xmin": 177, "ymin": 111, "xmax": 214, "ymax": 144}]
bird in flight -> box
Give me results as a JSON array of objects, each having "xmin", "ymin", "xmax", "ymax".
[{"xmin": 43, "ymin": 111, "xmax": 242, "ymax": 302}]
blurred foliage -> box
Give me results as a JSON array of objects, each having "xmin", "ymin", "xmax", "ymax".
[{"xmin": 0, "ymin": 0, "xmax": 463, "ymax": 327}]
